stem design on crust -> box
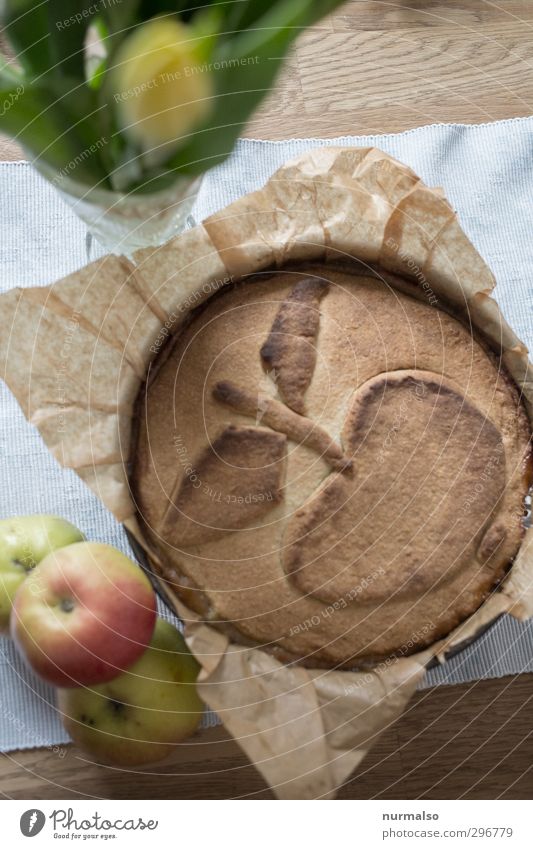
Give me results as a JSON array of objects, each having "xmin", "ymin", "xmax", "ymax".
[{"xmin": 212, "ymin": 380, "xmax": 352, "ymax": 473}]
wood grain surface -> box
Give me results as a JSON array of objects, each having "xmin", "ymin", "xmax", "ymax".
[
  {"xmin": 1, "ymin": 1, "xmax": 533, "ymax": 800},
  {"xmin": 1, "ymin": 677, "xmax": 531, "ymax": 800}
]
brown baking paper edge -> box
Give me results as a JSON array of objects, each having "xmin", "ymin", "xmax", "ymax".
[{"xmin": 1, "ymin": 147, "xmax": 532, "ymax": 799}]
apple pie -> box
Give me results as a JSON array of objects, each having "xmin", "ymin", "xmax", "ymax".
[{"xmin": 132, "ymin": 262, "xmax": 531, "ymax": 668}]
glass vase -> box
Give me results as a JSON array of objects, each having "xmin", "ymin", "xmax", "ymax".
[{"xmin": 35, "ymin": 164, "xmax": 203, "ymax": 260}]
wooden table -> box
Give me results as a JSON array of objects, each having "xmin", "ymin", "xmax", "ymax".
[{"xmin": 1, "ymin": 1, "xmax": 533, "ymax": 800}]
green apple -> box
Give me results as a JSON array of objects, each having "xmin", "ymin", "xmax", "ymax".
[
  {"xmin": 0, "ymin": 515, "xmax": 84, "ymax": 633},
  {"xmin": 57, "ymin": 619, "xmax": 204, "ymax": 765}
]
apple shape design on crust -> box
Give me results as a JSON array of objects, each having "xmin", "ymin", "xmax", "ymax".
[
  {"xmin": 11, "ymin": 542, "xmax": 157, "ymax": 687},
  {"xmin": 57, "ymin": 619, "xmax": 203, "ymax": 766},
  {"xmin": 282, "ymin": 369, "xmax": 505, "ymax": 605},
  {"xmin": 167, "ymin": 276, "xmax": 509, "ymax": 614},
  {"xmin": 0, "ymin": 515, "xmax": 84, "ymax": 633}
]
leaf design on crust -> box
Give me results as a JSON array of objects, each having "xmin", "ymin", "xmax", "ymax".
[
  {"xmin": 162, "ymin": 425, "xmax": 286, "ymax": 548},
  {"xmin": 260, "ymin": 276, "xmax": 329, "ymax": 414}
]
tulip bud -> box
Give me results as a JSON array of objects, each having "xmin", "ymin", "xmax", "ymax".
[{"xmin": 112, "ymin": 18, "xmax": 213, "ymax": 152}]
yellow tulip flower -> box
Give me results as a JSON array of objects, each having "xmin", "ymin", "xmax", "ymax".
[{"xmin": 112, "ymin": 18, "xmax": 213, "ymax": 151}]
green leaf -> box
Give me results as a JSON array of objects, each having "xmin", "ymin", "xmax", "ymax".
[
  {"xmin": 218, "ymin": 0, "xmax": 344, "ymax": 35},
  {"xmin": 0, "ymin": 81, "xmax": 107, "ymax": 182},
  {"xmin": 222, "ymin": 0, "xmax": 279, "ymax": 33},
  {"xmin": 0, "ymin": 54, "xmax": 25, "ymax": 89},
  {"xmin": 189, "ymin": 6, "xmax": 223, "ymax": 61},
  {"xmin": 138, "ymin": 1, "xmax": 218, "ymax": 23},
  {"xmin": 160, "ymin": 0, "xmax": 328, "ymax": 176},
  {"xmin": 1, "ymin": 0, "xmax": 50, "ymax": 77},
  {"xmin": 1, "ymin": 3, "xmax": 114, "ymax": 181},
  {"xmin": 1, "ymin": 1, "xmax": 94, "ymax": 81},
  {"xmin": 48, "ymin": 2, "xmax": 92, "ymax": 80},
  {"xmin": 97, "ymin": 0, "xmax": 142, "ymax": 55}
]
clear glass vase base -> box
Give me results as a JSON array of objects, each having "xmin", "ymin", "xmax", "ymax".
[
  {"xmin": 59, "ymin": 178, "xmax": 202, "ymax": 260},
  {"xmin": 38, "ymin": 166, "xmax": 203, "ymax": 260}
]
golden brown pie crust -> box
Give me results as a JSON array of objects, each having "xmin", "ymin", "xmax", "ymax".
[{"xmin": 131, "ymin": 263, "xmax": 531, "ymax": 668}]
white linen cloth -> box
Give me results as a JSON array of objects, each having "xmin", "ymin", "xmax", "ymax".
[{"xmin": 1, "ymin": 119, "xmax": 533, "ymax": 751}]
